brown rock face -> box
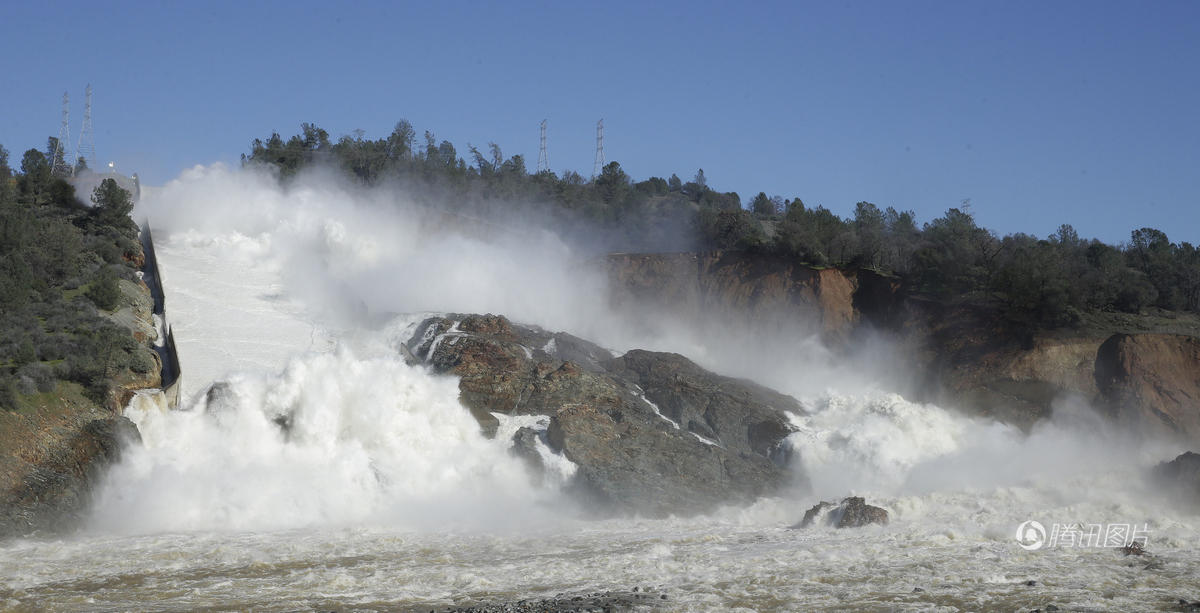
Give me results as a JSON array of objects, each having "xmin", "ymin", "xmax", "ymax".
[
  {"xmin": 605, "ymin": 251, "xmax": 860, "ymax": 340},
  {"xmin": 937, "ymin": 327, "xmax": 1104, "ymax": 429},
  {"xmin": 0, "ymin": 408, "xmax": 140, "ymax": 538},
  {"xmin": 408, "ymin": 314, "xmax": 806, "ymax": 516},
  {"xmin": 602, "ymin": 251, "xmax": 1200, "ymax": 443},
  {"xmin": 1096, "ymin": 334, "xmax": 1200, "ymax": 440}
]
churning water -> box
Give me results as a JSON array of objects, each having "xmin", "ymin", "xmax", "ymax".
[{"xmin": 1, "ymin": 166, "xmax": 1196, "ymax": 611}]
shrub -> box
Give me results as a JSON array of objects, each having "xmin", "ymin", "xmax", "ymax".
[
  {"xmin": 86, "ymin": 266, "xmax": 121, "ymax": 311},
  {"xmin": 129, "ymin": 348, "xmax": 154, "ymax": 374},
  {"xmin": 18, "ymin": 363, "xmax": 56, "ymax": 393},
  {"xmin": 0, "ymin": 376, "xmax": 18, "ymax": 411},
  {"xmin": 14, "ymin": 338, "xmax": 36, "ymax": 365}
]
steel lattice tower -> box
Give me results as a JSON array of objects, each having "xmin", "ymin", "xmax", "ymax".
[
  {"xmin": 53, "ymin": 92, "xmax": 74, "ymax": 176},
  {"xmin": 537, "ymin": 120, "xmax": 550, "ymax": 173},
  {"xmin": 76, "ymin": 84, "xmax": 96, "ymax": 171},
  {"xmin": 592, "ymin": 119, "xmax": 604, "ymax": 179}
]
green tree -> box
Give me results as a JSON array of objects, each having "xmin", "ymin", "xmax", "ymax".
[
  {"xmin": 750, "ymin": 192, "xmax": 776, "ymax": 217},
  {"xmin": 699, "ymin": 208, "xmax": 765, "ymax": 250},
  {"xmin": 882, "ymin": 207, "xmax": 919, "ymax": 273},
  {"xmin": 86, "ymin": 265, "xmax": 121, "ymax": 311},
  {"xmin": 852, "ymin": 202, "xmax": 886, "ymax": 268},
  {"xmin": 18, "ymin": 149, "xmax": 51, "ymax": 204},
  {"xmin": 92, "ymin": 178, "xmax": 134, "ymax": 225},
  {"xmin": 0, "ymin": 144, "xmax": 12, "ymax": 203},
  {"xmin": 46, "ymin": 137, "xmax": 68, "ymax": 177},
  {"xmin": 386, "ymin": 120, "xmax": 416, "ymax": 162},
  {"xmin": 913, "ymin": 208, "xmax": 998, "ymax": 297},
  {"xmin": 595, "ymin": 161, "xmax": 631, "ymax": 206},
  {"xmin": 1127, "ymin": 227, "xmax": 1181, "ymax": 309}
]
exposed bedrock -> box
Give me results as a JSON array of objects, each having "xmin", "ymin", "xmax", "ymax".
[
  {"xmin": 0, "ymin": 412, "xmax": 140, "ymax": 538},
  {"xmin": 406, "ymin": 314, "xmax": 807, "ymax": 516},
  {"xmin": 604, "ymin": 251, "xmax": 1200, "ymax": 440},
  {"xmin": 1096, "ymin": 334, "xmax": 1200, "ymax": 441},
  {"xmin": 1153, "ymin": 451, "xmax": 1200, "ymax": 507},
  {"xmin": 604, "ymin": 251, "xmax": 865, "ymax": 341}
]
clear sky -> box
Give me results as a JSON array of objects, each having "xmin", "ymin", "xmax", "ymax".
[{"xmin": 2, "ymin": 1, "xmax": 1197, "ymax": 244}]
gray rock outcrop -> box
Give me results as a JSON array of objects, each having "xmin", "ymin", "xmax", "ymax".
[
  {"xmin": 407, "ymin": 313, "xmax": 807, "ymax": 516},
  {"xmin": 1154, "ymin": 451, "xmax": 1200, "ymax": 506},
  {"xmin": 795, "ymin": 496, "xmax": 889, "ymax": 529}
]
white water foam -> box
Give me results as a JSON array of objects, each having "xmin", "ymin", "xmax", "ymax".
[
  {"xmin": 7, "ymin": 164, "xmax": 1191, "ymax": 611},
  {"xmin": 91, "ymin": 348, "xmax": 560, "ymax": 534}
]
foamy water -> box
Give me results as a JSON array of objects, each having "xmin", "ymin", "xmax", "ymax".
[{"xmin": 1, "ymin": 166, "xmax": 1196, "ymax": 611}]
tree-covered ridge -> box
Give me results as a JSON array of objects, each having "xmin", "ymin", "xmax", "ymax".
[
  {"xmin": 244, "ymin": 123, "xmax": 1200, "ymax": 330},
  {"xmin": 0, "ymin": 140, "xmax": 150, "ymax": 409}
]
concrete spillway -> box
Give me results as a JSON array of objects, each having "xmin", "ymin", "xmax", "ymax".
[{"xmin": 138, "ymin": 221, "xmax": 181, "ymax": 408}]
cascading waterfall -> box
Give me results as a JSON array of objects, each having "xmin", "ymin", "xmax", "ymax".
[
  {"xmin": 3, "ymin": 164, "xmax": 1193, "ymax": 612},
  {"xmin": 91, "ymin": 347, "xmax": 567, "ymax": 535}
]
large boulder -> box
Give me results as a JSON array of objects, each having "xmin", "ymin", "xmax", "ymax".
[
  {"xmin": 1096, "ymin": 334, "xmax": 1200, "ymax": 441},
  {"xmin": 408, "ymin": 314, "xmax": 806, "ymax": 516},
  {"xmin": 604, "ymin": 349, "xmax": 798, "ymax": 462},
  {"xmin": 795, "ymin": 496, "xmax": 889, "ymax": 529},
  {"xmin": 1153, "ymin": 451, "xmax": 1200, "ymax": 506}
]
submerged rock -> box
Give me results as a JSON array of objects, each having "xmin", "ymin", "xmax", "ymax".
[
  {"xmin": 408, "ymin": 313, "xmax": 807, "ymax": 516},
  {"xmin": 509, "ymin": 426, "xmax": 546, "ymax": 482},
  {"xmin": 436, "ymin": 588, "xmax": 667, "ymax": 612},
  {"xmin": 795, "ymin": 496, "xmax": 889, "ymax": 529}
]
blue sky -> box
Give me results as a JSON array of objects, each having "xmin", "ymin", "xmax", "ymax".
[{"xmin": 2, "ymin": 1, "xmax": 1197, "ymax": 244}]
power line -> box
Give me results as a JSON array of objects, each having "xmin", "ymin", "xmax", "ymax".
[
  {"xmin": 592, "ymin": 119, "xmax": 604, "ymax": 180},
  {"xmin": 53, "ymin": 91, "xmax": 74, "ymax": 176},
  {"xmin": 76, "ymin": 84, "xmax": 95, "ymax": 171},
  {"xmin": 537, "ymin": 119, "xmax": 550, "ymax": 173}
]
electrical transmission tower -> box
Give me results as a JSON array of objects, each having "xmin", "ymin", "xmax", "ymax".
[
  {"xmin": 76, "ymin": 84, "xmax": 96, "ymax": 172},
  {"xmin": 52, "ymin": 91, "xmax": 74, "ymax": 176},
  {"xmin": 537, "ymin": 119, "xmax": 550, "ymax": 173},
  {"xmin": 592, "ymin": 119, "xmax": 604, "ymax": 179}
]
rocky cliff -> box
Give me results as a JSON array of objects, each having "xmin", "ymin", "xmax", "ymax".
[
  {"xmin": 605, "ymin": 251, "xmax": 864, "ymax": 340},
  {"xmin": 407, "ymin": 314, "xmax": 806, "ymax": 516},
  {"xmin": 1096, "ymin": 334, "xmax": 1200, "ymax": 440},
  {"xmin": 605, "ymin": 251, "xmax": 1200, "ymax": 440},
  {"xmin": 0, "ymin": 397, "xmax": 139, "ymax": 537}
]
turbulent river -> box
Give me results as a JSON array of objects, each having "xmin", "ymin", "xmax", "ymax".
[{"xmin": 2, "ymin": 165, "xmax": 1196, "ymax": 612}]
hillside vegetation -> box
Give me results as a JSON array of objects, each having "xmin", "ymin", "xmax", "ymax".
[
  {"xmin": 0, "ymin": 141, "xmax": 152, "ymax": 410},
  {"xmin": 245, "ymin": 122, "xmax": 1200, "ymax": 334}
]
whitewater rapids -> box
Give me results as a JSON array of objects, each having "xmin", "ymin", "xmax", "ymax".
[{"xmin": 1, "ymin": 165, "xmax": 1196, "ymax": 611}]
